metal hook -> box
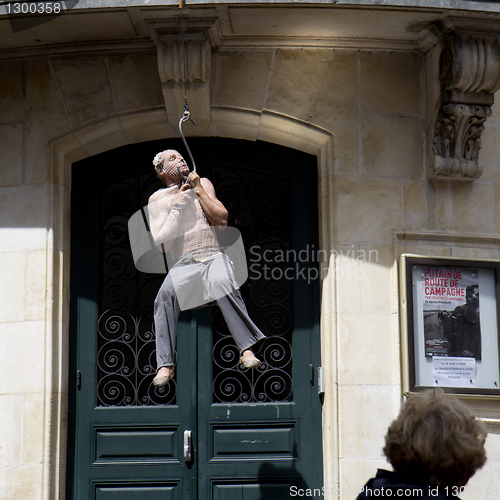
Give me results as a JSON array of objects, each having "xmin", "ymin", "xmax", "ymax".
[{"xmin": 179, "ymin": 104, "xmax": 197, "ymax": 172}]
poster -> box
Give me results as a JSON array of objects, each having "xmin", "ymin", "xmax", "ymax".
[
  {"xmin": 432, "ymin": 356, "xmax": 476, "ymax": 388},
  {"xmin": 421, "ymin": 266, "xmax": 481, "ymax": 360}
]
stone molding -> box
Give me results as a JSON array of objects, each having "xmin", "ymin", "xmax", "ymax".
[
  {"xmin": 393, "ymin": 230, "xmax": 500, "ymax": 246},
  {"xmin": 48, "ymin": 106, "xmax": 336, "ymax": 499},
  {"xmin": 430, "ymin": 32, "xmax": 500, "ymax": 181}
]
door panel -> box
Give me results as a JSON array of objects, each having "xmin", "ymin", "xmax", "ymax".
[
  {"xmin": 70, "ymin": 146, "xmax": 197, "ymax": 500},
  {"xmin": 68, "ymin": 138, "xmax": 322, "ymax": 499},
  {"xmin": 193, "ymin": 143, "xmax": 321, "ymax": 497},
  {"xmin": 208, "ymin": 164, "xmax": 294, "ymax": 404},
  {"xmin": 95, "ymin": 482, "xmax": 179, "ymax": 500}
]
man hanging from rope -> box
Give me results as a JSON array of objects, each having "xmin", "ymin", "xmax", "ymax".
[{"xmin": 148, "ymin": 149, "xmax": 266, "ymax": 387}]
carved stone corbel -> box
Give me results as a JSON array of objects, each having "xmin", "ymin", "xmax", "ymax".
[
  {"xmin": 430, "ymin": 32, "xmax": 500, "ymax": 180},
  {"xmin": 156, "ymin": 33, "xmax": 212, "ymax": 134}
]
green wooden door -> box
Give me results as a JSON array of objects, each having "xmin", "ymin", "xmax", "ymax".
[{"xmin": 67, "ymin": 138, "xmax": 322, "ymax": 500}]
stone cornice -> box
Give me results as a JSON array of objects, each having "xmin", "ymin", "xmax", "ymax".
[
  {"xmin": 1, "ymin": 6, "xmax": 493, "ymax": 60},
  {"xmin": 0, "ymin": 34, "xmax": 433, "ymax": 62},
  {"xmin": 2, "ymin": 0, "xmax": 500, "ymax": 14},
  {"xmin": 0, "ymin": 40, "xmax": 156, "ymax": 61}
]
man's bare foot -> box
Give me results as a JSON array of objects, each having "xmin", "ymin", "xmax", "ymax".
[
  {"xmin": 153, "ymin": 366, "xmax": 175, "ymax": 387},
  {"xmin": 240, "ymin": 349, "xmax": 260, "ymax": 368}
]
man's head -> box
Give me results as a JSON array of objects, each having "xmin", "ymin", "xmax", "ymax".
[
  {"xmin": 153, "ymin": 149, "xmax": 190, "ymax": 186},
  {"xmin": 466, "ymin": 285, "xmax": 479, "ymax": 307}
]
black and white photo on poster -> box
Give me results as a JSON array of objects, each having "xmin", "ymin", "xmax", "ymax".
[{"xmin": 420, "ymin": 266, "xmax": 481, "ymax": 360}]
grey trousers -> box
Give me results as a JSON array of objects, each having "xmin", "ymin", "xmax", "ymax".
[{"xmin": 154, "ymin": 252, "xmax": 266, "ymax": 370}]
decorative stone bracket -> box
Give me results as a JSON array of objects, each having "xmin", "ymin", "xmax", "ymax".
[
  {"xmin": 430, "ymin": 32, "xmax": 500, "ymax": 181},
  {"xmin": 157, "ymin": 35, "xmax": 211, "ymax": 84},
  {"xmin": 156, "ymin": 33, "xmax": 213, "ymax": 134}
]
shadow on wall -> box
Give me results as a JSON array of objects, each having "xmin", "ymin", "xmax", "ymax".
[{"xmin": 257, "ymin": 451, "xmax": 311, "ymax": 500}]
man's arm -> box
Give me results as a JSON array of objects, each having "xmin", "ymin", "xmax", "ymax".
[
  {"xmin": 148, "ymin": 186, "xmax": 191, "ymax": 249},
  {"xmin": 188, "ymin": 172, "xmax": 228, "ymax": 227}
]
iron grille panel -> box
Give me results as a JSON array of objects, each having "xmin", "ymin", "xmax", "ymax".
[
  {"xmin": 211, "ymin": 166, "xmax": 293, "ymax": 403},
  {"xmin": 97, "ymin": 173, "xmax": 174, "ymax": 406}
]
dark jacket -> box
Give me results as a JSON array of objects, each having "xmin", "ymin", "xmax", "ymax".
[{"xmin": 356, "ymin": 469, "xmax": 459, "ymax": 500}]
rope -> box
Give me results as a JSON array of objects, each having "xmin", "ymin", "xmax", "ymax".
[
  {"xmin": 181, "ymin": 7, "xmax": 187, "ymax": 107},
  {"xmin": 178, "ymin": 7, "xmax": 197, "ymax": 173}
]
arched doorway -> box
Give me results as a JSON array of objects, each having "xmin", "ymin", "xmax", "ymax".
[{"xmin": 67, "ymin": 137, "xmax": 322, "ymax": 499}]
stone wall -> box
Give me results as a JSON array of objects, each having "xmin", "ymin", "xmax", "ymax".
[{"xmin": 1, "ymin": 12, "xmax": 500, "ymax": 499}]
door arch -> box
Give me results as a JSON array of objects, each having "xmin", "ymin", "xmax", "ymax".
[{"xmin": 67, "ymin": 137, "xmax": 322, "ymax": 499}]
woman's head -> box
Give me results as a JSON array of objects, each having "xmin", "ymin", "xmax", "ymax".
[{"xmin": 383, "ymin": 389, "xmax": 487, "ymax": 489}]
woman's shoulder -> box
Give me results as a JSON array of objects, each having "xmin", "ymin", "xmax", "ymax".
[{"xmin": 356, "ymin": 470, "xmax": 455, "ymax": 500}]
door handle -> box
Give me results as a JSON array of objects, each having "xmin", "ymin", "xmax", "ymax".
[{"xmin": 184, "ymin": 430, "xmax": 192, "ymax": 463}]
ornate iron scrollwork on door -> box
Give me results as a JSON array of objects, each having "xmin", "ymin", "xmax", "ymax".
[
  {"xmin": 211, "ymin": 166, "xmax": 294, "ymax": 403},
  {"xmin": 97, "ymin": 173, "xmax": 174, "ymax": 406}
]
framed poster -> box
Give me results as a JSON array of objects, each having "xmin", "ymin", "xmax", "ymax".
[{"xmin": 400, "ymin": 254, "xmax": 500, "ymax": 396}]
